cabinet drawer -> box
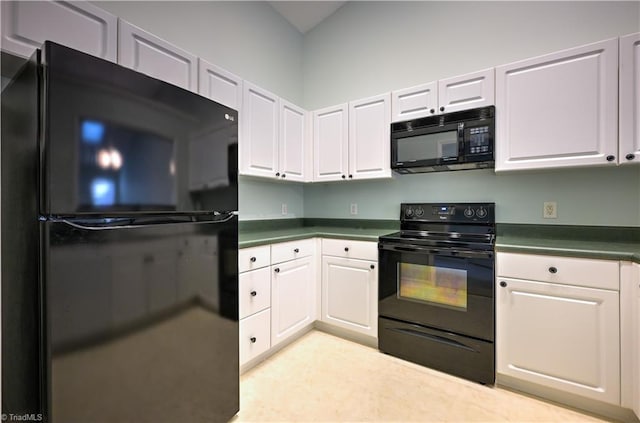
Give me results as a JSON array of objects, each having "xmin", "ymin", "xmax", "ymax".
[
  {"xmin": 239, "ymin": 245, "xmax": 271, "ymax": 273},
  {"xmin": 239, "ymin": 308, "xmax": 271, "ymax": 365},
  {"xmin": 497, "ymin": 252, "xmax": 619, "ymax": 291},
  {"xmin": 322, "ymin": 238, "xmax": 377, "ymax": 261},
  {"xmin": 239, "ymin": 267, "xmax": 271, "ymax": 319},
  {"xmin": 271, "ymin": 238, "xmax": 315, "ymax": 264}
]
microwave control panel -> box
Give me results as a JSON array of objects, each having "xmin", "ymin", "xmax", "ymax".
[{"xmin": 466, "ymin": 126, "xmax": 491, "ymax": 155}]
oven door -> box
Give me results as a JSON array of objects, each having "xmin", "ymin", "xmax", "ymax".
[
  {"xmin": 391, "ymin": 122, "xmax": 462, "ymax": 170},
  {"xmin": 378, "ymin": 241, "xmax": 494, "ymax": 341}
]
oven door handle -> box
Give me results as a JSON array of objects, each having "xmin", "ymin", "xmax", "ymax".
[{"xmin": 379, "ymin": 242, "xmax": 493, "ymax": 259}]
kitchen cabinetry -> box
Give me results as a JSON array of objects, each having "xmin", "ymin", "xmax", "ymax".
[
  {"xmin": 1, "ymin": 0, "xmax": 117, "ymax": 61},
  {"xmin": 391, "ymin": 68, "xmax": 494, "ymax": 122},
  {"xmin": 495, "ymin": 38, "xmax": 618, "ymax": 171},
  {"xmin": 118, "ymin": 20, "xmax": 198, "ymax": 92},
  {"xmin": 238, "ymin": 245, "xmax": 272, "ymax": 366},
  {"xmin": 241, "ymin": 82, "xmax": 308, "ymax": 182},
  {"xmin": 313, "ymin": 94, "xmax": 391, "ymax": 182},
  {"xmin": 321, "ymin": 239, "xmax": 378, "ymax": 338},
  {"xmin": 496, "ymin": 252, "xmax": 620, "ymax": 405},
  {"xmin": 619, "ymin": 32, "xmax": 640, "ymax": 165},
  {"xmin": 635, "ymin": 263, "xmax": 640, "ymax": 419},
  {"xmin": 198, "ymin": 59, "xmax": 242, "ymax": 110}
]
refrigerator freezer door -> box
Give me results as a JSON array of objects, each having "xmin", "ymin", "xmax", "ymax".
[
  {"xmin": 42, "ymin": 42, "xmax": 238, "ymax": 216},
  {"xmin": 42, "ymin": 216, "xmax": 239, "ymax": 422}
]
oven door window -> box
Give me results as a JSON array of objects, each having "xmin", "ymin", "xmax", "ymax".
[
  {"xmin": 396, "ymin": 130, "xmax": 459, "ymax": 162},
  {"xmin": 398, "ymin": 262, "xmax": 467, "ymax": 310}
]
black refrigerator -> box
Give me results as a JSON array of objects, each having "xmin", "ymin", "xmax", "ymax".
[{"xmin": 2, "ymin": 42, "xmax": 239, "ymax": 422}]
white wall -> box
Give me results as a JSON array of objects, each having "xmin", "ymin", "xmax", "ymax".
[{"xmin": 303, "ymin": 1, "xmax": 640, "ymax": 109}]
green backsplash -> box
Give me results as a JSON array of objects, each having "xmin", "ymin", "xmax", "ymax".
[
  {"xmin": 239, "ymin": 176, "xmax": 304, "ymax": 220},
  {"xmin": 303, "ymin": 166, "xmax": 640, "ymax": 226}
]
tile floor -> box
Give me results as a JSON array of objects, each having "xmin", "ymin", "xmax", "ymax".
[{"xmin": 234, "ymin": 330, "xmax": 605, "ymax": 422}]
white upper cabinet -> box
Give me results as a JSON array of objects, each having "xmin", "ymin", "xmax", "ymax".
[
  {"xmin": 313, "ymin": 104, "xmax": 349, "ymax": 182},
  {"xmin": 118, "ymin": 20, "xmax": 197, "ymax": 92},
  {"xmin": 1, "ymin": 0, "xmax": 117, "ymax": 61},
  {"xmin": 279, "ymin": 100, "xmax": 309, "ymax": 182},
  {"xmin": 241, "ymin": 82, "xmax": 280, "ymax": 178},
  {"xmin": 438, "ymin": 68, "xmax": 495, "ymax": 114},
  {"xmin": 240, "ymin": 83, "xmax": 308, "ymax": 181},
  {"xmin": 198, "ymin": 59, "xmax": 242, "ymax": 110},
  {"xmin": 496, "ymin": 38, "xmax": 618, "ymax": 171},
  {"xmin": 391, "ymin": 68, "xmax": 494, "ymax": 122},
  {"xmin": 349, "ymin": 93, "xmax": 392, "ymax": 180},
  {"xmin": 619, "ymin": 32, "xmax": 640, "ymax": 166},
  {"xmin": 391, "ymin": 81, "xmax": 437, "ymax": 122}
]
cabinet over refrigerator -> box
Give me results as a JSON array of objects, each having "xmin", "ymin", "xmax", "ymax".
[{"xmin": 1, "ymin": 42, "xmax": 239, "ymax": 422}]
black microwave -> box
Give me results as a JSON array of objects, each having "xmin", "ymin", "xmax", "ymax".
[{"xmin": 391, "ymin": 106, "xmax": 495, "ymax": 174}]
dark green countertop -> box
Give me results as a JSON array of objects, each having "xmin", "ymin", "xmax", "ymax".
[
  {"xmin": 238, "ymin": 218, "xmax": 397, "ymax": 248},
  {"xmin": 496, "ymin": 224, "xmax": 640, "ymax": 263},
  {"xmin": 240, "ymin": 220, "xmax": 640, "ymax": 263}
]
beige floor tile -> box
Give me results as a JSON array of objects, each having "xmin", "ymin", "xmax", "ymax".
[{"xmin": 234, "ymin": 330, "xmax": 606, "ymax": 423}]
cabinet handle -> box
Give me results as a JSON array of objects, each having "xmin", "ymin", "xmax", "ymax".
[
  {"xmin": 250, "ymin": 257, "xmax": 257, "ymax": 262},
  {"xmin": 626, "ymin": 153, "xmax": 636, "ymax": 161},
  {"xmin": 276, "ymin": 172, "xmax": 280, "ymax": 176},
  {"xmin": 344, "ymin": 247, "xmax": 349, "ymax": 252},
  {"xmin": 370, "ymin": 264, "xmax": 375, "ymax": 270},
  {"xmin": 274, "ymin": 268, "xmax": 280, "ymax": 273},
  {"xmin": 282, "ymin": 174, "xmax": 286, "ymax": 178},
  {"xmin": 440, "ymin": 106, "xmax": 445, "ymax": 112},
  {"xmin": 250, "ymin": 337, "xmax": 257, "ymax": 343},
  {"xmin": 250, "ymin": 291, "xmax": 257, "ymax": 297},
  {"xmin": 548, "ymin": 266, "xmax": 558, "ymax": 274},
  {"xmin": 341, "ymin": 175, "xmax": 346, "ymax": 179},
  {"xmin": 430, "ymin": 108, "xmax": 435, "ymax": 114},
  {"xmin": 606, "ymin": 155, "xmax": 615, "ymax": 162},
  {"xmin": 294, "ymin": 248, "xmax": 299, "ymax": 253},
  {"xmin": 499, "ymin": 281, "xmax": 507, "ymax": 288},
  {"xmin": 348, "ymin": 174, "xmax": 353, "ymax": 179}
]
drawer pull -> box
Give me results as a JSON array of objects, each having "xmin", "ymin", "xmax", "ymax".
[
  {"xmin": 370, "ymin": 264, "xmax": 375, "ymax": 270},
  {"xmin": 344, "ymin": 247, "xmax": 349, "ymax": 252},
  {"xmin": 499, "ymin": 281, "xmax": 507, "ymax": 288},
  {"xmin": 294, "ymin": 248, "xmax": 299, "ymax": 253},
  {"xmin": 250, "ymin": 291, "xmax": 257, "ymax": 297},
  {"xmin": 250, "ymin": 337, "xmax": 257, "ymax": 343},
  {"xmin": 250, "ymin": 257, "xmax": 257, "ymax": 262},
  {"xmin": 548, "ymin": 266, "xmax": 558, "ymax": 274},
  {"xmin": 274, "ymin": 268, "xmax": 280, "ymax": 273}
]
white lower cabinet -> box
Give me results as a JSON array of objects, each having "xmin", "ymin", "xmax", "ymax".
[
  {"xmin": 320, "ymin": 239, "xmax": 378, "ymax": 338},
  {"xmin": 271, "ymin": 256, "xmax": 315, "ymax": 346},
  {"xmin": 239, "ymin": 308, "xmax": 271, "ymax": 365},
  {"xmin": 632, "ymin": 263, "xmax": 640, "ymax": 418},
  {"xmin": 497, "ymin": 252, "xmax": 621, "ymax": 406}
]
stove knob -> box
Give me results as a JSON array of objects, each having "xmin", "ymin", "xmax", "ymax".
[
  {"xmin": 415, "ymin": 207, "xmax": 424, "ymax": 217},
  {"xmin": 464, "ymin": 207, "xmax": 474, "ymax": 218},
  {"xmin": 476, "ymin": 207, "xmax": 487, "ymax": 218},
  {"xmin": 405, "ymin": 207, "xmax": 414, "ymax": 217}
]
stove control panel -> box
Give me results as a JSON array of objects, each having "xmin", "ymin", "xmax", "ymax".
[{"xmin": 401, "ymin": 203, "xmax": 494, "ymax": 223}]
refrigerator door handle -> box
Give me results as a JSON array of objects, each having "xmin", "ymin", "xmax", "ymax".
[{"xmin": 55, "ymin": 212, "xmax": 237, "ymax": 231}]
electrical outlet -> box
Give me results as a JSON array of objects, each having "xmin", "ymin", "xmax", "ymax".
[
  {"xmin": 281, "ymin": 203, "xmax": 288, "ymax": 215},
  {"xmin": 350, "ymin": 203, "xmax": 358, "ymax": 215},
  {"xmin": 543, "ymin": 201, "xmax": 557, "ymax": 219}
]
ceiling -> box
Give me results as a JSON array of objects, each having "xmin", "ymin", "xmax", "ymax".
[{"xmin": 268, "ymin": 1, "xmax": 346, "ymax": 34}]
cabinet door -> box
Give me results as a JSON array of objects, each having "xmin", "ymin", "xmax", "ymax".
[
  {"xmin": 271, "ymin": 257, "xmax": 315, "ymax": 346},
  {"xmin": 1, "ymin": 0, "xmax": 117, "ymax": 61},
  {"xmin": 497, "ymin": 277, "xmax": 620, "ymax": 404},
  {"xmin": 321, "ymin": 256, "xmax": 377, "ymax": 337},
  {"xmin": 239, "ymin": 308, "xmax": 271, "ymax": 366},
  {"xmin": 118, "ymin": 20, "xmax": 197, "ymax": 92},
  {"xmin": 313, "ymin": 104, "xmax": 349, "ymax": 182},
  {"xmin": 620, "ymin": 32, "xmax": 640, "ymax": 166},
  {"xmin": 495, "ymin": 38, "xmax": 618, "ymax": 171},
  {"xmin": 240, "ymin": 82, "xmax": 279, "ymax": 179},
  {"xmin": 279, "ymin": 99, "xmax": 308, "ymax": 182},
  {"xmin": 198, "ymin": 59, "xmax": 242, "ymax": 110},
  {"xmin": 438, "ymin": 68, "xmax": 495, "ymax": 114},
  {"xmin": 391, "ymin": 81, "xmax": 437, "ymax": 122},
  {"xmin": 348, "ymin": 93, "xmax": 392, "ymax": 180},
  {"xmin": 634, "ymin": 263, "xmax": 640, "ymax": 418},
  {"xmin": 238, "ymin": 267, "xmax": 271, "ymax": 319}
]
